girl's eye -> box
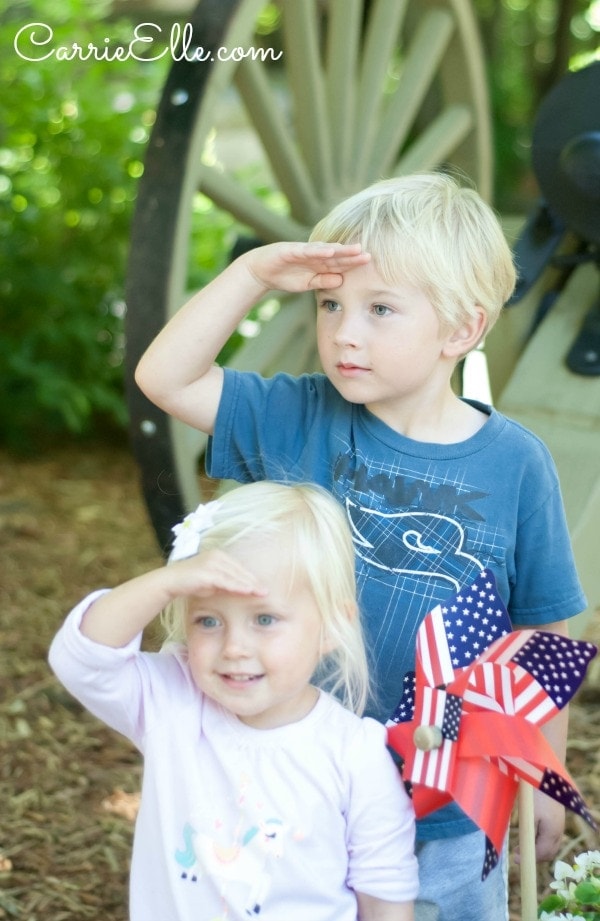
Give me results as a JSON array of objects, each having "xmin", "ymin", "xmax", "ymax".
[
  {"xmin": 256, "ymin": 614, "xmax": 276, "ymax": 627},
  {"xmin": 372, "ymin": 303, "xmax": 391, "ymax": 317}
]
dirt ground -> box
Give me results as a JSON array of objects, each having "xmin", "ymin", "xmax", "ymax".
[{"xmin": 1, "ymin": 439, "xmax": 598, "ymax": 920}]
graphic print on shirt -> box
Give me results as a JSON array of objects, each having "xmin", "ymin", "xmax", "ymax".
[
  {"xmin": 333, "ymin": 449, "xmax": 498, "ymax": 594},
  {"xmin": 345, "ymin": 499, "xmax": 483, "ymax": 591},
  {"xmin": 332, "ymin": 447, "xmax": 508, "ymax": 708},
  {"xmin": 174, "ymin": 771, "xmax": 292, "ymax": 917}
]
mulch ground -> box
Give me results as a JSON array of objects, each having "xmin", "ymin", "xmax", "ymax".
[{"xmin": 1, "ymin": 439, "xmax": 598, "ymax": 920}]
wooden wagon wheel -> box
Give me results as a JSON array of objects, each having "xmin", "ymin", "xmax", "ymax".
[{"xmin": 125, "ymin": 0, "xmax": 493, "ymax": 551}]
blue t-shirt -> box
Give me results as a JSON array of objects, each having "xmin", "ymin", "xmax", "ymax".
[{"xmin": 207, "ymin": 370, "xmax": 586, "ymax": 839}]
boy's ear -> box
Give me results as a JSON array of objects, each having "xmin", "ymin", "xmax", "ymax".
[{"xmin": 443, "ymin": 306, "xmax": 487, "ymax": 358}]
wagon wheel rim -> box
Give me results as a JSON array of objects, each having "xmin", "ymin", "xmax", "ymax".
[{"xmin": 125, "ymin": 0, "xmax": 492, "ymax": 551}]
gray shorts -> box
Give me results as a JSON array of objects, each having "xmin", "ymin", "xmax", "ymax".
[{"xmin": 416, "ymin": 831, "xmax": 509, "ymax": 921}]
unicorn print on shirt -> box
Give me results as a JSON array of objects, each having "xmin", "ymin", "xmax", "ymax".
[{"xmin": 175, "ymin": 816, "xmax": 288, "ymax": 916}]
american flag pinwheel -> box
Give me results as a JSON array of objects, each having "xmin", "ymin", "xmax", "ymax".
[{"xmin": 387, "ymin": 568, "xmax": 597, "ymax": 879}]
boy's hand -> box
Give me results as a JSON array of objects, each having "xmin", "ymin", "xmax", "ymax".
[
  {"xmin": 135, "ymin": 240, "xmax": 370, "ymax": 437},
  {"xmin": 241, "ymin": 241, "xmax": 371, "ymax": 295},
  {"xmin": 513, "ymin": 788, "xmax": 565, "ymax": 865},
  {"xmin": 532, "ymin": 789, "xmax": 565, "ymax": 862}
]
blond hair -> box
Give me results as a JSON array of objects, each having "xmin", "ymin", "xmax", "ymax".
[
  {"xmin": 161, "ymin": 481, "xmax": 370, "ymax": 715},
  {"xmin": 310, "ymin": 171, "xmax": 516, "ymax": 337}
]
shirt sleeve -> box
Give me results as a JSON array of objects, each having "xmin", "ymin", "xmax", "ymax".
[
  {"xmin": 48, "ymin": 592, "xmax": 151, "ymax": 748},
  {"xmin": 206, "ymin": 369, "xmax": 331, "ymax": 483},
  {"xmin": 510, "ymin": 454, "xmax": 587, "ymax": 625},
  {"xmin": 344, "ymin": 718, "xmax": 419, "ymax": 902}
]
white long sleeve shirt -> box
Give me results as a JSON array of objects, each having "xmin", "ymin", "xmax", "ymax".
[{"xmin": 49, "ymin": 593, "xmax": 419, "ymax": 921}]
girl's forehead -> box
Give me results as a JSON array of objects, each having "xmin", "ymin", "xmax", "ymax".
[
  {"xmin": 226, "ymin": 531, "xmax": 290, "ymax": 563},
  {"xmin": 228, "ymin": 534, "xmax": 316, "ymax": 598}
]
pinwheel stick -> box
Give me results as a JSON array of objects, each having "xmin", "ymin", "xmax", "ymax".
[
  {"xmin": 412, "ymin": 725, "xmax": 539, "ymax": 920},
  {"xmin": 518, "ymin": 782, "xmax": 537, "ymax": 921}
]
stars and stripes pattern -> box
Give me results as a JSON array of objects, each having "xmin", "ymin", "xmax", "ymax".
[
  {"xmin": 389, "ymin": 671, "xmax": 416, "ymax": 724},
  {"xmin": 471, "ymin": 628, "xmax": 596, "ymax": 723},
  {"xmin": 387, "ymin": 568, "xmax": 597, "ymax": 879},
  {"xmin": 408, "ymin": 687, "xmax": 459, "ymax": 793},
  {"xmin": 417, "ymin": 567, "xmax": 512, "ymax": 687},
  {"xmin": 389, "ymin": 567, "xmax": 511, "ymax": 726}
]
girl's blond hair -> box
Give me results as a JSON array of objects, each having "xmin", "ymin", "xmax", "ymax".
[
  {"xmin": 310, "ymin": 171, "xmax": 516, "ymax": 339},
  {"xmin": 161, "ymin": 481, "xmax": 370, "ymax": 715}
]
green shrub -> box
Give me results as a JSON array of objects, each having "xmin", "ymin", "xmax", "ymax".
[{"xmin": 0, "ymin": 0, "xmax": 168, "ymax": 450}]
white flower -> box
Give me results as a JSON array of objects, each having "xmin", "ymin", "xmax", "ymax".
[
  {"xmin": 169, "ymin": 500, "xmax": 222, "ymax": 562},
  {"xmin": 574, "ymin": 850, "xmax": 600, "ymax": 875},
  {"xmin": 550, "ymin": 877, "xmax": 578, "ymax": 901},
  {"xmin": 540, "ymin": 913, "xmax": 587, "ymax": 920},
  {"xmin": 540, "ymin": 849, "xmax": 600, "ymax": 921},
  {"xmin": 554, "ymin": 860, "xmax": 578, "ymax": 882}
]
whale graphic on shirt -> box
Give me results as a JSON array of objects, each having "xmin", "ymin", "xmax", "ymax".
[{"xmin": 345, "ymin": 498, "xmax": 483, "ymax": 591}]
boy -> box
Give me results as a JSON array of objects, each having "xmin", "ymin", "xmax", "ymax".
[{"xmin": 136, "ymin": 172, "xmax": 586, "ymax": 921}]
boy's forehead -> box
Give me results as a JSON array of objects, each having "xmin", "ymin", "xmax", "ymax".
[{"xmin": 317, "ymin": 258, "xmax": 421, "ymax": 297}]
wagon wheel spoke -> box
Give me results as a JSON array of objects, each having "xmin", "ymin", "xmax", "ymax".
[
  {"xmin": 395, "ymin": 105, "xmax": 474, "ymax": 175},
  {"xmin": 323, "ymin": 0, "xmax": 364, "ymax": 187},
  {"xmin": 349, "ymin": 0, "xmax": 410, "ymax": 183},
  {"xmin": 199, "ymin": 164, "xmax": 307, "ymax": 242},
  {"xmin": 234, "ymin": 58, "xmax": 320, "ymax": 225},
  {"xmin": 280, "ymin": 0, "xmax": 336, "ymax": 199},
  {"xmin": 362, "ymin": 9, "xmax": 456, "ymax": 180}
]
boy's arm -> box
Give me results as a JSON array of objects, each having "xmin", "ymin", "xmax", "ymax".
[
  {"xmin": 134, "ymin": 241, "xmax": 369, "ymax": 434},
  {"xmin": 356, "ymin": 893, "xmax": 414, "ymax": 920}
]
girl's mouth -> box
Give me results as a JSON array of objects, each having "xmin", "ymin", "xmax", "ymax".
[{"xmin": 221, "ymin": 672, "xmax": 263, "ymax": 684}]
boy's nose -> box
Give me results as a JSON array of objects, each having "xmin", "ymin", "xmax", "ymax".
[{"xmin": 333, "ymin": 313, "xmax": 361, "ymax": 347}]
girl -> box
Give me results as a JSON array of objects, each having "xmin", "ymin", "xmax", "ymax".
[{"xmin": 49, "ymin": 481, "xmax": 418, "ymax": 921}]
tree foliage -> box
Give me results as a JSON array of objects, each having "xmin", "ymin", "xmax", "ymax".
[
  {"xmin": 1, "ymin": 0, "xmax": 168, "ymax": 449},
  {"xmin": 473, "ymin": 0, "xmax": 600, "ymax": 207}
]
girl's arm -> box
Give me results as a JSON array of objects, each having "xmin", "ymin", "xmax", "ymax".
[
  {"xmin": 356, "ymin": 893, "xmax": 414, "ymax": 921},
  {"xmin": 80, "ymin": 551, "xmax": 267, "ymax": 648},
  {"xmin": 134, "ymin": 241, "xmax": 369, "ymax": 435}
]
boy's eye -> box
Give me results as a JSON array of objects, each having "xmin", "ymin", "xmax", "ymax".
[
  {"xmin": 372, "ymin": 303, "xmax": 391, "ymax": 317},
  {"xmin": 196, "ymin": 615, "xmax": 220, "ymax": 629},
  {"xmin": 320, "ymin": 298, "xmax": 340, "ymax": 312},
  {"xmin": 256, "ymin": 614, "xmax": 276, "ymax": 627}
]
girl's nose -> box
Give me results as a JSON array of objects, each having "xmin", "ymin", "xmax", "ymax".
[{"xmin": 222, "ymin": 625, "xmax": 251, "ymax": 658}]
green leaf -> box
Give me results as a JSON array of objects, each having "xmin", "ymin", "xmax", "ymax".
[{"xmin": 574, "ymin": 881, "xmax": 600, "ymax": 906}]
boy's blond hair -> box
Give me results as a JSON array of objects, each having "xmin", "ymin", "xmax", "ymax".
[
  {"xmin": 310, "ymin": 171, "xmax": 516, "ymax": 337},
  {"xmin": 161, "ymin": 481, "xmax": 371, "ymax": 715}
]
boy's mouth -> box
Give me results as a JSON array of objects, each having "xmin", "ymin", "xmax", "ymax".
[{"xmin": 337, "ymin": 361, "xmax": 369, "ymax": 376}]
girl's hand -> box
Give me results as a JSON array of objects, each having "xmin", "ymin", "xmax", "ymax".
[
  {"xmin": 165, "ymin": 550, "xmax": 268, "ymax": 603},
  {"xmin": 241, "ymin": 241, "xmax": 371, "ymax": 295},
  {"xmin": 79, "ymin": 551, "xmax": 267, "ymax": 648}
]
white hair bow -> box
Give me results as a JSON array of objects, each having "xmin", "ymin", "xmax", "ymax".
[{"xmin": 168, "ymin": 500, "xmax": 222, "ymax": 562}]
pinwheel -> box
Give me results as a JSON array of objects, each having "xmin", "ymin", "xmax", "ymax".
[{"xmin": 387, "ymin": 568, "xmax": 597, "ymax": 887}]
